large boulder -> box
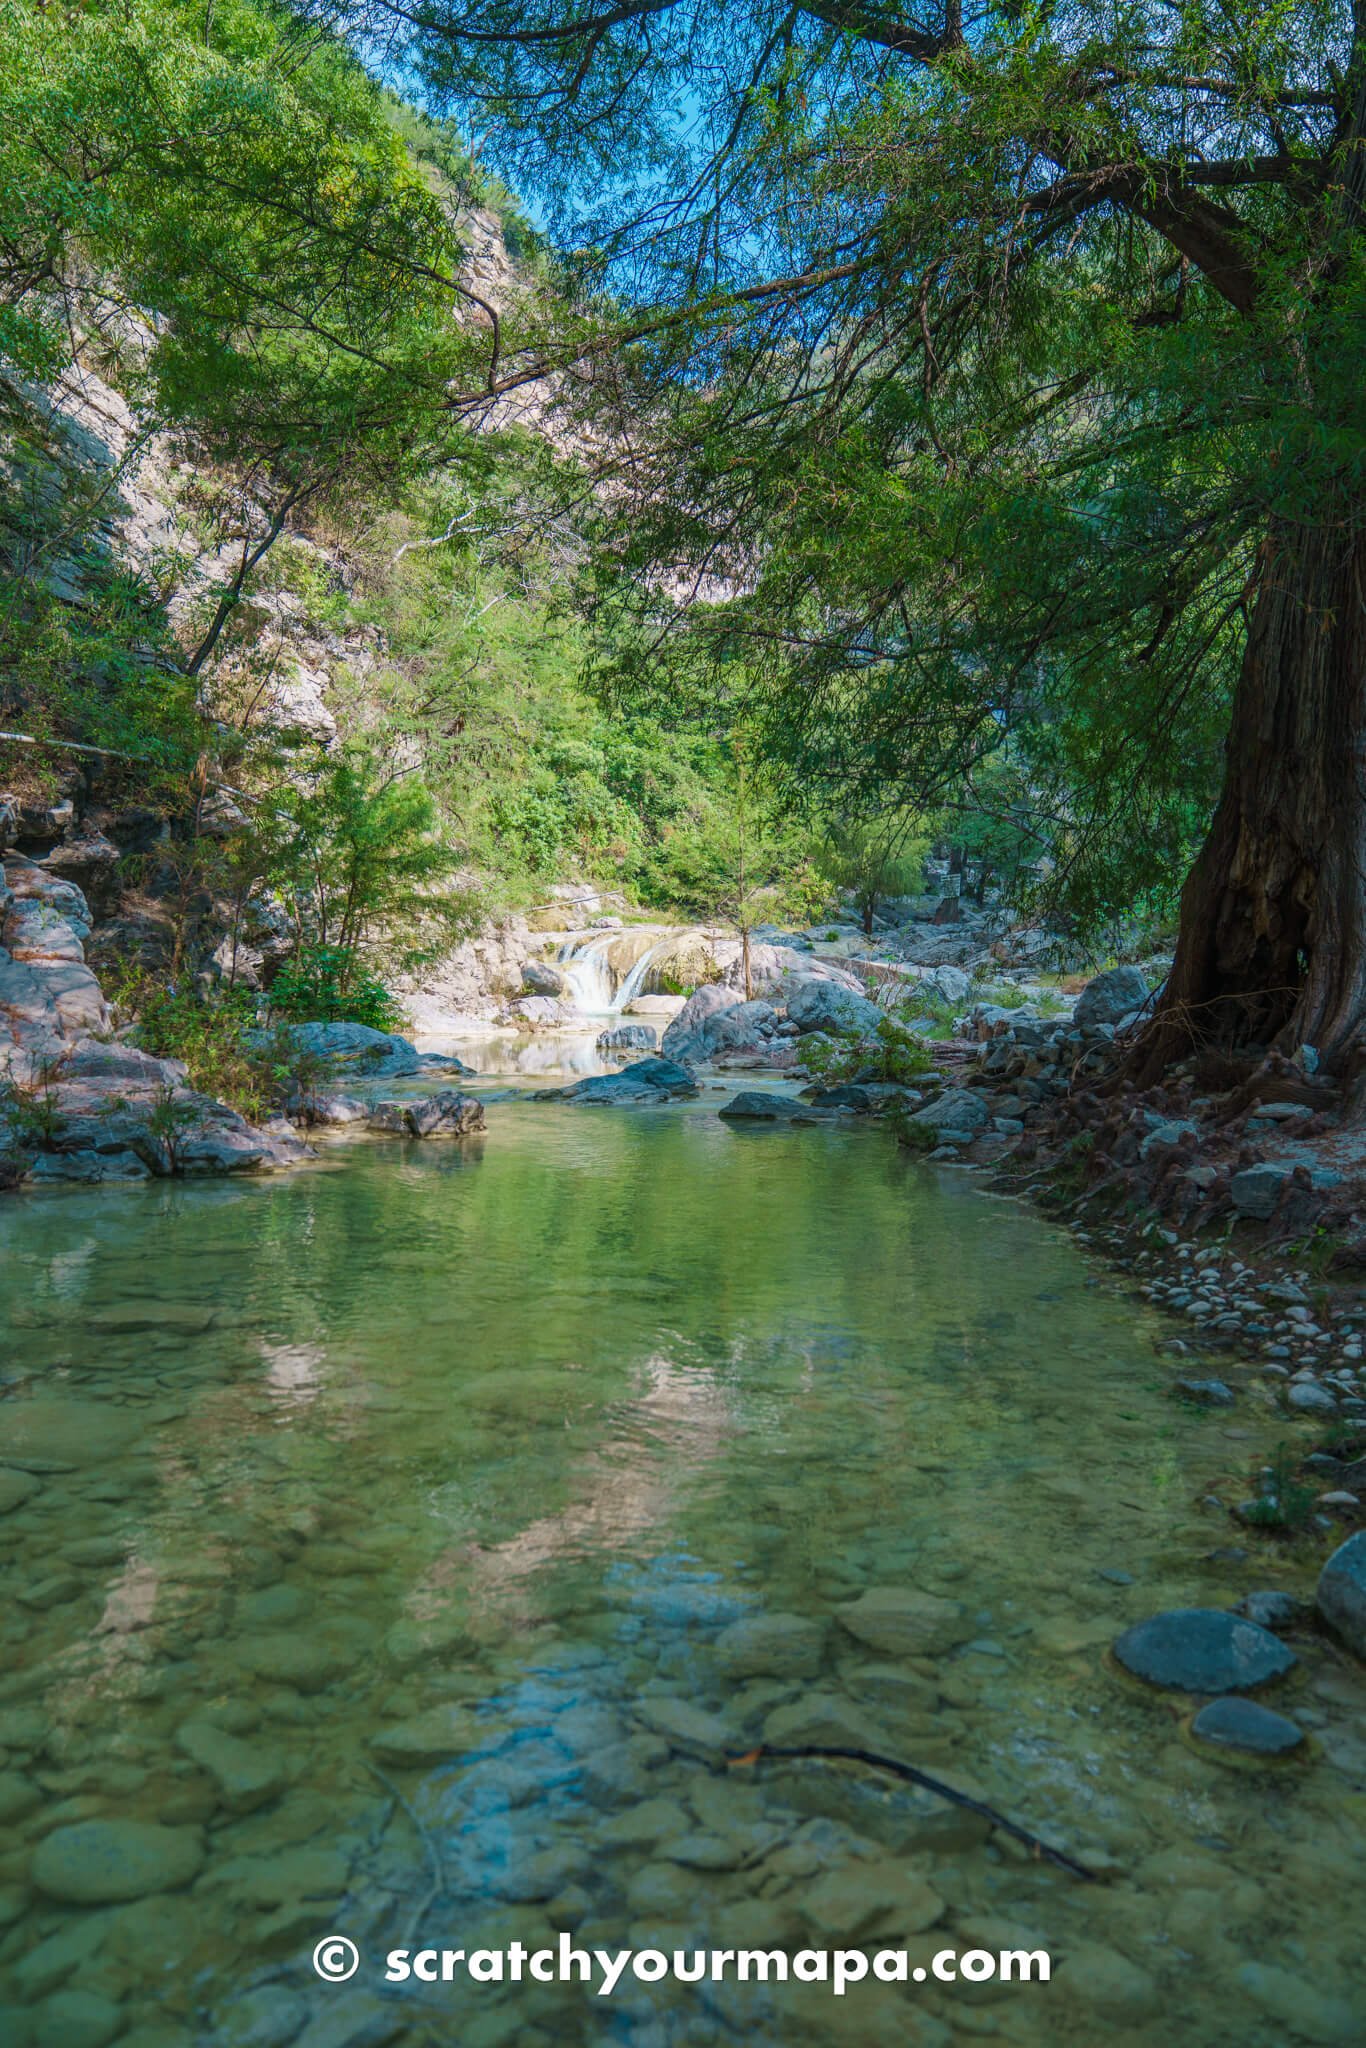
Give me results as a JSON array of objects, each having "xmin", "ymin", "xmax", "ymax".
[
  {"xmin": 783, "ymin": 976, "xmax": 883, "ymax": 1037},
  {"xmin": 662, "ymin": 987, "xmax": 778, "ymax": 1066},
  {"xmin": 279, "ymin": 1021, "xmax": 421, "ymax": 1076},
  {"xmin": 597, "ymin": 1021, "xmax": 657, "ymax": 1052},
  {"xmin": 366, "ymin": 1092, "xmax": 485, "ymax": 1138},
  {"xmin": 535, "ymin": 1057, "xmax": 697, "ymax": 1105},
  {"xmin": 522, "ymin": 959, "xmax": 566, "ymax": 997},
  {"xmin": 510, "ymin": 995, "xmax": 570, "ymax": 1029},
  {"xmin": 1074, "ymin": 965, "xmax": 1150, "ymax": 1029},
  {"xmin": 718, "ymin": 1091, "xmax": 797, "ymax": 1122},
  {"xmin": 1316, "ymin": 1532, "xmax": 1366, "ymax": 1660},
  {"xmin": 902, "ymin": 1088, "xmax": 990, "ymax": 1137}
]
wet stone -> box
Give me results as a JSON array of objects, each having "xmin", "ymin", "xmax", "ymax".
[
  {"xmin": 1113, "ymin": 1609, "xmax": 1297, "ymax": 1693},
  {"xmin": 836, "ymin": 1584, "xmax": 971, "ymax": 1656},
  {"xmin": 176, "ymin": 1721, "xmax": 285, "ymax": 1813},
  {"xmin": 635, "ymin": 1697, "xmax": 732, "ymax": 1754},
  {"xmin": 0, "ymin": 1469, "xmax": 41, "ymax": 1515},
  {"xmin": 801, "ymin": 1856, "xmax": 945, "ymax": 1938},
  {"xmin": 1315, "ymin": 1530, "xmax": 1366, "ymax": 1659},
  {"xmin": 235, "ymin": 1629, "xmax": 360, "ymax": 1693},
  {"xmin": 1191, "ymin": 1696, "xmax": 1305, "ymax": 1758},
  {"xmin": 33, "ymin": 1989, "xmax": 124, "ymax": 2048},
  {"xmin": 368, "ymin": 1704, "xmax": 485, "ymax": 1765},
  {"xmin": 713, "ymin": 1612, "xmax": 826, "ymax": 1679},
  {"xmin": 31, "ymin": 1819, "xmax": 204, "ymax": 1903}
]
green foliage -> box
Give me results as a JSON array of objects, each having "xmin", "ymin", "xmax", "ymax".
[
  {"xmin": 387, "ymin": 0, "xmax": 1362, "ymax": 943},
  {"xmin": 887, "ymin": 1106, "xmax": 938, "ymax": 1156},
  {"xmin": 821, "ymin": 815, "xmax": 930, "ymax": 934},
  {"xmin": 122, "ymin": 979, "xmax": 270, "ymax": 1119},
  {"xmin": 268, "ymin": 945, "xmax": 405, "ymax": 1033},
  {"xmin": 270, "ymin": 743, "xmax": 479, "ymax": 972},
  {"xmin": 118, "ymin": 976, "xmax": 330, "ymax": 1120},
  {"xmin": 801, "ymin": 1016, "xmax": 934, "ymax": 1087},
  {"xmin": 345, "ymin": 493, "xmax": 823, "ymax": 916},
  {"xmin": 1239, "ymin": 1445, "xmax": 1319, "ymax": 1535}
]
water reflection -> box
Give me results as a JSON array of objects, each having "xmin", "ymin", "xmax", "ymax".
[{"xmin": 0, "ymin": 1098, "xmax": 1358, "ymax": 2047}]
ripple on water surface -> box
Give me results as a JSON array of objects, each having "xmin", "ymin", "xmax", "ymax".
[{"xmin": 0, "ymin": 1099, "xmax": 1360, "ymax": 2047}]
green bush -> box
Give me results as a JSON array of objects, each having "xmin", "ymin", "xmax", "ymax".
[
  {"xmin": 118, "ymin": 977, "xmax": 327, "ymax": 1120},
  {"xmin": 267, "ymin": 945, "xmax": 405, "ymax": 1033},
  {"xmin": 802, "ymin": 1016, "xmax": 934, "ymax": 1086},
  {"xmin": 886, "ymin": 1106, "xmax": 938, "ymax": 1153}
]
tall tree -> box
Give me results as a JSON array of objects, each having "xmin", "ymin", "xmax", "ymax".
[{"xmin": 335, "ymin": 0, "xmax": 1366, "ymax": 1075}]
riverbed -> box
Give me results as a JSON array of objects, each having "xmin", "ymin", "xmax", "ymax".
[{"xmin": 0, "ymin": 1077, "xmax": 1360, "ymax": 2046}]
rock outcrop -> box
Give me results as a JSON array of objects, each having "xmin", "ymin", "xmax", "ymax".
[{"xmin": 0, "ymin": 856, "xmax": 306, "ymax": 1184}]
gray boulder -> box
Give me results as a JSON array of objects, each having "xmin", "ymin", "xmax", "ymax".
[
  {"xmin": 535, "ymin": 1057, "xmax": 698, "ymax": 1105},
  {"xmin": 920, "ymin": 964, "xmax": 971, "ymax": 1006},
  {"xmin": 783, "ymin": 976, "xmax": 884, "ymax": 1037},
  {"xmin": 1074, "ymin": 965, "xmax": 1150, "ymax": 1028},
  {"xmin": 1113, "ymin": 1609, "xmax": 1297, "ymax": 1693},
  {"xmin": 718, "ymin": 1092, "xmax": 797, "ymax": 1121},
  {"xmin": 366, "ymin": 1092, "xmax": 485, "ymax": 1138},
  {"xmin": 511, "ymin": 995, "xmax": 570, "ymax": 1029},
  {"xmin": 597, "ymin": 1022, "xmax": 657, "ymax": 1052},
  {"xmin": 280, "ymin": 1021, "xmax": 421, "ymax": 1076},
  {"xmin": 1231, "ymin": 1160, "xmax": 1342, "ymax": 1219},
  {"xmin": 522, "ymin": 959, "xmax": 566, "ymax": 997},
  {"xmin": 1316, "ymin": 1531, "xmax": 1366, "ymax": 1659},
  {"xmin": 903, "ymin": 1088, "xmax": 989, "ymax": 1137},
  {"xmin": 1190, "ymin": 1696, "xmax": 1304, "ymax": 1758},
  {"xmin": 662, "ymin": 987, "xmax": 778, "ymax": 1065}
]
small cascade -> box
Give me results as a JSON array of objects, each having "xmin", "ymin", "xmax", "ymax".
[{"xmin": 555, "ymin": 928, "xmax": 680, "ymax": 1017}]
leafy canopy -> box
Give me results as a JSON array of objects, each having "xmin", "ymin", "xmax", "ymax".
[{"xmin": 328, "ymin": 0, "xmax": 1365, "ymax": 931}]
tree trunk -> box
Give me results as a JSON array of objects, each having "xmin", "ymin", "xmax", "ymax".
[{"xmin": 1139, "ymin": 513, "xmax": 1366, "ymax": 1079}]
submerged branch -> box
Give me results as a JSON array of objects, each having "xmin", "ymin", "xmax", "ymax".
[{"xmin": 726, "ymin": 1742, "xmax": 1100, "ymax": 1882}]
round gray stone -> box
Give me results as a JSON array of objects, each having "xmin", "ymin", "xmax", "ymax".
[
  {"xmin": 31, "ymin": 1820, "xmax": 204, "ymax": 1904},
  {"xmin": 1316, "ymin": 1530, "xmax": 1366, "ymax": 1659},
  {"xmin": 1113, "ymin": 1608, "xmax": 1297, "ymax": 1693},
  {"xmin": 1191, "ymin": 1695, "xmax": 1304, "ymax": 1757}
]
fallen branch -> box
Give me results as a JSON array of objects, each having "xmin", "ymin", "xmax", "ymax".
[{"xmin": 726, "ymin": 1743, "xmax": 1099, "ymax": 1882}]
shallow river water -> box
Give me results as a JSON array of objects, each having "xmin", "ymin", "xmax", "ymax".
[{"xmin": 0, "ymin": 1084, "xmax": 1361, "ymax": 2047}]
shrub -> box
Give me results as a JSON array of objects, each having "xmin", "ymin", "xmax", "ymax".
[
  {"xmin": 802, "ymin": 1017, "xmax": 935, "ymax": 1086},
  {"xmin": 267, "ymin": 945, "xmax": 405, "ymax": 1033}
]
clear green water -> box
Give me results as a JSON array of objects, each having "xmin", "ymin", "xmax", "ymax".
[{"xmin": 0, "ymin": 1096, "xmax": 1361, "ymax": 2047}]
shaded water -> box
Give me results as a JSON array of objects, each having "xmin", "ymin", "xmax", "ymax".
[{"xmin": 0, "ymin": 1096, "xmax": 1361, "ymax": 2047}]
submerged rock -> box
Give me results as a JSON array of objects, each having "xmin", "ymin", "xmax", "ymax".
[
  {"xmin": 714, "ymin": 1612, "xmax": 826, "ymax": 1679},
  {"xmin": 31, "ymin": 1820, "xmax": 204, "ymax": 1903},
  {"xmin": 1316, "ymin": 1531, "xmax": 1366, "ymax": 1659},
  {"xmin": 1112, "ymin": 1609, "xmax": 1297, "ymax": 1693},
  {"xmin": 1190, "ymin": 1696, "xmax": 1304, "ymax": 1758},
  {"xmin": 535, "ymin": 1057, "xmax": 698, "ymax": 1105},
  {"xmin": 176, "ymin": 1721, "xmax": 284, "ymax": 1813},
  {"xmin": 369, "ymin": 1705, "xmax": 485, "ymax": 1765},
  {"xmin": 836, "ymin": 1585, "xmax": 971, "ymax": 1656}
]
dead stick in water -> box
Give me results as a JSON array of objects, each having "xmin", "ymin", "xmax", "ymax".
[{"xmin": 726, "ymin": 1744, "xmax": 1098, "ymax": 1882}]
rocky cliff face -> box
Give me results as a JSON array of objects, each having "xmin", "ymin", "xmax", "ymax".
[{"xmin": 0, "ymin": 856, "xmax": 306, "ymax": 1184}]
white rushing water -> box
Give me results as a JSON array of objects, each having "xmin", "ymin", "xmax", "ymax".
[{"xmin": 555, "ymin": 929, "xmax": 680, "ymax": 1016}]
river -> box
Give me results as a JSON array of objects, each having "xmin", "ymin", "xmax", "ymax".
[{"xmin": 0, "ymin": 1073, "xmax": 1358, "ymax": 2045}]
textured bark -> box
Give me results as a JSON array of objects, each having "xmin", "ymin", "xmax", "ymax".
[{"xmin": 1140, "ymin": 515, "xmax": 1366, "ymax": 1078}]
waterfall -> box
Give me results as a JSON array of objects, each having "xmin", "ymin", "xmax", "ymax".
[
  {"xmin": 555, "ymin": 929, "xmax": 677, "ymax": 1017},
  {"xmin": 555, "ymin": 933, "xmax": 619, "ymax": 1015}
]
